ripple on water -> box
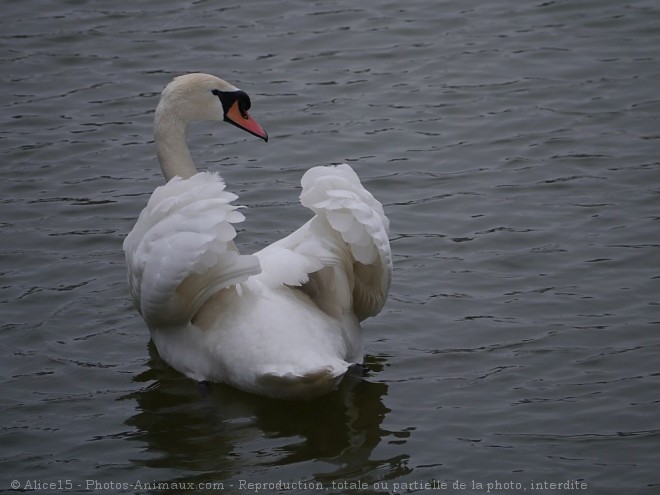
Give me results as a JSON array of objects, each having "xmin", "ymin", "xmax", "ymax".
[{"xmin": 1, "ymin": 0, "xmax": 659, "ymax": 492}]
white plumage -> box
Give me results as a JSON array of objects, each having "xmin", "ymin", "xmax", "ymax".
[{"xmin": 124, "ymin": 74, "xmax": 391, "ymax": 399}]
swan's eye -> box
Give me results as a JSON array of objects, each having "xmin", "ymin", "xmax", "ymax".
[
  {"xmin": 236, "ymin": 93, "xmax": 251, "ymax": 118},
  {"xmin": 212, "ymin": 89, "xmax": 251, "ymax": 119}
]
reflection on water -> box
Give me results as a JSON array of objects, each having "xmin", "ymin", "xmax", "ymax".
[{"xmin": 122, "ymin": 343, "xmax": 410, "ymax": 488}]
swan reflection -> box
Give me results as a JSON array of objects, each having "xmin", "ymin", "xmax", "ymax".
[{"xmin": 121, "ymin": 343, "xmax": 410, "ymax": 487}]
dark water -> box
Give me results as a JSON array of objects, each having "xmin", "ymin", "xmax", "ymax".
[{"xmin": 2, "ymin": 0, "xmax": 659, "ymax": 493}]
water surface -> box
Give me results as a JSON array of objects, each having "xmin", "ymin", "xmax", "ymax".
[{"xmin": 1, "ymin": 0, "xmax": 659, "ymax": 493}]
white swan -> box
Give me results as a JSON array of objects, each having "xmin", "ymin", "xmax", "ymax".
[{"xmin": 123, "ymin": 73, "xmax": 391, "ymax": 400}]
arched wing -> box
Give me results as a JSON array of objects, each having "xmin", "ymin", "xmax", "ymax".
[
  {"xmin": 252, "ymin": 164, "xmax": 391, "ymax": 321},
  {"xmin": 123, "ymin": 172, "xmax": 260, "ymax": 326}
]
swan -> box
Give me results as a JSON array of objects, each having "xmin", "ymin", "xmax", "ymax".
[{"xmin": 123, "ymin": 73, "xmax": 391, "ymax": 400}]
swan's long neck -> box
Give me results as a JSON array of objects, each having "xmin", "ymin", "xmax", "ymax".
[{"xmin": 154, "ymin": 103, "xmax": 198, "ymax": 182}]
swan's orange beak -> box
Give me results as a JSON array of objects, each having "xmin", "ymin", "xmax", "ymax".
[{"xmin": 224, "ymin": 101, "xmax": 269, "ymax": 142}]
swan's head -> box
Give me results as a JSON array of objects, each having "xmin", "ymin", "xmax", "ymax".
[{"xmin": 158, "ymin": 73, "xmax": 268, "ymax": 141}]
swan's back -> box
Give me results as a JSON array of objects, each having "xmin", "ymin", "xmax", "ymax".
[{"xmin": 124, "ymin": 165, "xmax": 391, "ymax": 400}]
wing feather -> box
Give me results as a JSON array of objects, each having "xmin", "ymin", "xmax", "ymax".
[
  {"xmin": 253, "ymin": 164, "xmax": 391, "ymax": 321},
  {"xmin": 123, "ymin": 172, "xmax": 261, "ymax": 326}
]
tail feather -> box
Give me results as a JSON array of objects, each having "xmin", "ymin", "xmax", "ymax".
[{"xmin": 256, "ymin": 362, "xmax": 349, "ymax": 400}]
